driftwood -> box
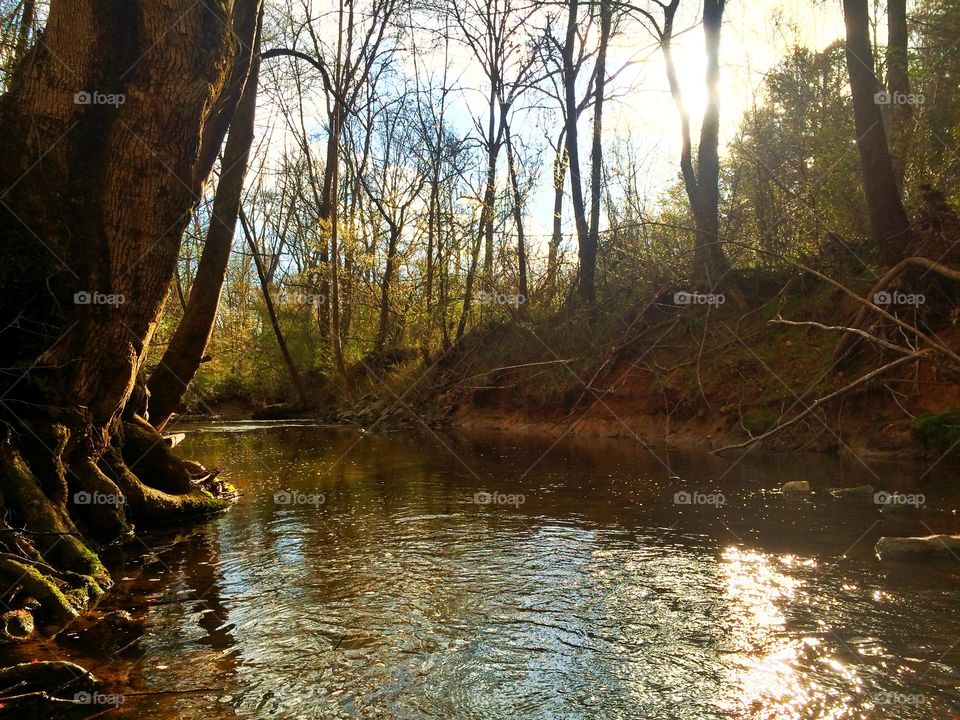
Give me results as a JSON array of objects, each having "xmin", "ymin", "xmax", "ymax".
[{"xmin": 163, "ymin": 433, "xmax": 186, "ymax": 448}]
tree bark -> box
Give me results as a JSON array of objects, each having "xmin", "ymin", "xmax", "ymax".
[
  {"xmin": 843, "ymin": 0, "xmax": 911, "ymax": 265},
  {"xmin": 148, "ymin": 6, "xmax": 264, "ymax": 426},
  {"xmin": 563, "ymin": 0, "xmax": 590, "ymax": 300},
  {"xmin": 693, "ymin": 0, "xmax": 733, "ymax": 287},
  {"xmin": 14, "ymin": 0, "xmax": 35, "ymax": 58},
  {"xmin": 584, "ymin": 0, "xmax": 612, "ymax": 303},
  {"xmin": 886, "ymin": 0, "xmax": 911, "ymax": 186},
  {"xmin": 0, "ymin": 0, "xmax": 247, "ymax": 631}
]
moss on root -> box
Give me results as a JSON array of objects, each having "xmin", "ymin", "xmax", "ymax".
[
  {"xmin": 0, "ymin": 417, "xmax": 234, "ymax": 650},
  {"xmin": 0, "ymin": 443, "xmax": 110, "ymax": 590}
]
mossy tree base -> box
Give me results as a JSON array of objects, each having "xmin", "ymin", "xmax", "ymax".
[{"xmin": 0, "ymin": 414, "xmax": 233, "ymax": 641}]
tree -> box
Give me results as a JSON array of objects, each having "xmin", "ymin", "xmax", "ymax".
[
  {"xmin": 148, "ymin": 5, "xmax": 264, "ymax": 427},
  {"xmin": 0, "ymin": 0, "xmax": 255, "ymax": 627},
  {"xmin": 560, "ymin": 0, "xmax": 592, "ymax": 296},
  {"xmin": 584, "ymin": 0, "xmax": 613, "ymax": 302},
  {"xmin": 885, "ymin": 0, "xmax": 911, "ymax": 186},
  {"xmin": 725, "ymin": 44, "xmax": 863, "ymax": 260},
  {"xmin": 359, "ymin": 90, "xmax": 428, "ymax": 354},
  {"xmin": 842, "ymin": 0, "xmax": 910, "ymax": 265},
  {"xmin": 264, "ymin": 0, "xmax": 403, "ymax": 379},
  {"xmin": 450, "ymin": 0, "xmax": 536, "ymax": 290},
  {"xmin": 648, "ymin": 0, "xmax": 733, "ymax": 287}
]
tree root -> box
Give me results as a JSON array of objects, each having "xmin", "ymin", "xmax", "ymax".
[
  {"xmin": 120, "ymin": 416, "xmax": 195, "ymax": 494},
  {"xmin": 0, "ymin": 659, "xmax": 95, "ymax": 694},
  {"xmin": 0, "ymin": 444, "xmax": 110, "ymax": 591},
  {"xmin": 0, "ymin": 412, "xmax": 235, "ymax": 654},
  {"xmin": 0, "ymin": 558, "xmax": 82, "ymax": 625},
  {"xmin": 104, "ymin": 446, "xmax": 231, "ymax": 522}
]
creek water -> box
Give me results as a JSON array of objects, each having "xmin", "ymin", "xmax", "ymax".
[{"xmin": 9, "ymin": 422, "xmax": 960, "ymax": 719}]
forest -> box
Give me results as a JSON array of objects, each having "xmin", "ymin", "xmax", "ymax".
[{"xmin": 0, "ymin": 0, "xmax": 959, "ymax": 717}]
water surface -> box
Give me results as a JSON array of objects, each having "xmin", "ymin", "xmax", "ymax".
[{"xmin": 27, "ymin": 424, "xmax": 960, "ymax": 718}]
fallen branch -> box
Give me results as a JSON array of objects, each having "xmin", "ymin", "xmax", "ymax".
[
  {"xmin": 713, "ymin": 350, "xmax": 929, "ymax": 455},
  {"xmin": 770, "ymin": 317, "xmax": 916, "ymax": 356},
  {"xmin": 780, "ymin": 259, "xmax": 960, "ymax": 367},
  {"xmin": 458, "ymin": 358, "xmax": 577, "ymax": 385},
  {"xmin": 834, "ymin": 255, "xmax": 960, "ymax": 361}
]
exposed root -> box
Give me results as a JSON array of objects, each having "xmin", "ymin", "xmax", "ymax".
[
  {"xmin": 104, "ymin": 445, "xmax": 231, "ymax": 522},
  {"xmin": 0, "ymin": 443, "xmax": 110, "ymax": 590}
]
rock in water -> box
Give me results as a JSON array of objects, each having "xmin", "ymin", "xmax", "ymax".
[
  {"xmin": 781, "ymin": 481, "xmax": 811, "ymax": 493},
  {"xmin": 875, "ymin": 535, "xmax": 960, "ymax": 560}
]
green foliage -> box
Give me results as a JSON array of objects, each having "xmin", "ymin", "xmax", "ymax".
[
  {"xmin": 911, "ymin": 410, "xmax": 960, "ymax": 456},
  {"xmin": 742, "ymin": 409, "xmax": 779, "ymax": 435},
  {"xmin": 725, "ymin": 43, "xmax": 865, "ymax": 264}
]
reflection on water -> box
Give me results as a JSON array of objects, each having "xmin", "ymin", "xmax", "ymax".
[{"xmin": 13, "ymin": 424, "xmax": 960, "ymax": 718}]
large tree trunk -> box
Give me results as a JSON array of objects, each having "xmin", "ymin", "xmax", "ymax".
[
  {"xmin": 693, "ymin": 0, "xmax": 733, "ymax": 287},
  {"xmin": 886, "ymin": 0, "xmax": 911, "ymax": 186},
  {"xmin": 149, "ymin": 7, "xmax": 264, "ymax": 427},
  {"xmin": 0, "ymin": 0, "xmax": 248, "ymax": 641},
  {"xmin": 843, "ymin": 0, "xmax": 911, "ymax": 265},
  {"xmin": 14, "ymin": 0, "xmax": 35, "ymax": 58}
]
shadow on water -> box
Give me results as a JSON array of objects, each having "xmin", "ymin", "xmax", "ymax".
[{"xmin": 4, "ymin": 422, "xmax": 960, "ymax": 718}]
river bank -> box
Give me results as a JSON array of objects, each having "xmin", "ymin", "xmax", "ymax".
[{"xmin": 202, "ymin": 273, "xmax": 960, "ymax": 463}]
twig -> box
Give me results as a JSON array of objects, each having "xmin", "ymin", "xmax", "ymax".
[
  {"xmin": 769, "ymin": 317, "xmax": 915, "ymax": 356},
  {"xmin": 458, "ymin": 358, "xmax": 577, "ymax": 385},
  {"xmin": 713, "ymin": 350, "xmax": 929, "ymax": 454}
]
